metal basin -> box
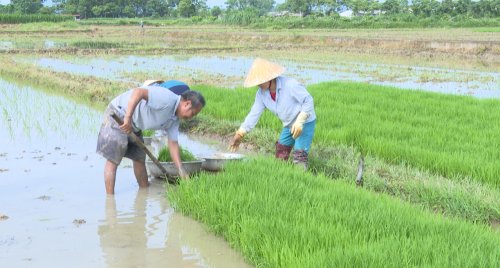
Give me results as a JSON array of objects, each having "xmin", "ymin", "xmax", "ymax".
[
  {"xmin": 143, "ymin": 137, "xmax": 153, "ymax": 146},
  {"xmin": 146, "ymin": 160, "xmax": 205, "ymax": 178},
  {"xmin": 201, "ymin": 153, "xmax": 245, "ymax": 171}
]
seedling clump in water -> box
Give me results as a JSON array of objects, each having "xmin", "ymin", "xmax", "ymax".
[{"xmin": 158, "ymin": 146, "xmax": 197, "ymax": 162}]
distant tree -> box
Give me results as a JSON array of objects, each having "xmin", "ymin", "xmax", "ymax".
[
  {"xmin": 178, "ymin": 0, "xmax": 196, "ymax": 16},
  {"xmin": 437, "ymin": 0, "xmax": 456, "ymax": 15},
  {"xmin": 311, "ymin": 0, "xmax": 342, "ymax": 15},
  {"xmin": 381, "ymin": 0, "xmax": 409, "ymax": 14},
  {"xmin": 411, "ymin": 0, "xmax": 440, "ymax": 16},
  {"xmin": 473, "ymin": 0, "xmax": 500, "ymax": 17},
  {"xmin": 146, "ymin": 0, "xmax": 170, "ymax": 16},
  {"xmin": 345, "ymin": 0, "xmax": 380, "ymax": 14},
  {"xmin": 39, "ymin": 6, "xmax": 54, "ymax": 14},
  {"xmin": 166, "ymin": 0, "xmax": 180, "ymax": 9},
  {"xmin": 53, "ymin": 0, "xmax": 95, "ymax": 18},
  {"xmin": 455, "ymin": 0, "xmax": 473, "ymax": 15},
  {"xmin": 211, "ymin": 6, "xmax": 222, "ymax": 16},
  {"xmin": 226, "ymin": 0, "xmax": 274, "ymax": 14},
  {"xmin": 123, "ymin": 5, "xmax": 136, "ymax": 17},
  {"xmin": 280, "ymin": 0, "xmax": 311, "ymax": 15},
  {"xmin": 12, "ymin": 0, "xmax": 44, "ymax": 14},
  {"xmin": 0, "ymin": 4, "xmax": 16, "ymax": 14}
]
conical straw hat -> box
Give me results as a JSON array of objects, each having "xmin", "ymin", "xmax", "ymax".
[
  {"xmin": 142, "ymin": 79, "xmax": 164, "ymax": 87},
  {"xmin": 244, "ymin": 58, "xmax": 285, "ymax": 88}
]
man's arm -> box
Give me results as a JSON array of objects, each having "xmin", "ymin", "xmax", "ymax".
[
  {"xmin": 168, "ymin": 139, "xmax": 187, "ymax": 178},
  {"xmin": 120, "ymin": 88, "xmax": 149, "ymax": 133}
]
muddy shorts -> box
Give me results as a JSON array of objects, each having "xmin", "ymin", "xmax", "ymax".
[{"xmin": 96, "ymin": 105, "xmax": 145, "ymax": 165}]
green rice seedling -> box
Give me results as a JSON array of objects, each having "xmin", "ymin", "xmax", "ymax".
[
  {"xmin": 192, "ymin": 83, "xmax": 500, "ymax": 188},
  {"xmin": 158, "ymin": 146, "xmax": 197, "ymax": 162},
  {"xmin": 142, "ymin": 129, "xmax": 155, "ymax": 137},
  {"xmin": 169, "ymin": 157, "xmax": 500, "ymax": 268},
  {"xmin": 0, "ymin": 14, "xmax": 72, "ymax": 24},
  {"xmin": 71, "ymin": 41, "xmax": 123, "ymax": 49}
]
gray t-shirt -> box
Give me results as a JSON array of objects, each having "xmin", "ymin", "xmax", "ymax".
[{"xmin": 110, "ymin": 86, "xmax": 181, "ymax": 141}]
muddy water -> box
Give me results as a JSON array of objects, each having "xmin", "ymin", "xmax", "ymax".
[
  {"xmin": 0, "ymin": 39, "xmax": 67, "ymax": 50},
  {"xmin": 0, "ymin": 80, "xmax": 252, "ymax": 267},
  {"xmin": 26, "ymin": 55, "xmax": 500, "ymax": 98}
]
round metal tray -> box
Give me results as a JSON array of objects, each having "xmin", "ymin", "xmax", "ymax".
[
  {"xmin": 143, "ymin": 137, "xmax": 153, "ymax": 146},
  {"xmin": 146, "ymin": 160, "xmax": 205, "ymax": 178},
  {"xmin": 201, "ymin": 153, "xmax": 245, "ymax": 171}
]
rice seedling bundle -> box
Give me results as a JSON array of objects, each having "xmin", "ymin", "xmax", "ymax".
[
  {"xmin": 142, "ymin": 129, "xmax": 155, "ymax": 137},
  {"xmin": 158, "ymin": 146, "xmax": 197, "ymax": 162}
]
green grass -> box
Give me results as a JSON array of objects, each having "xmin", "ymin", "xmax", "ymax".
[
  {"xmin": 71, "ymin": 41, "xmax": 124, "ymax": 49},
  {"xmin": 158, "ymin": 146, "xmax": 197, "ymax": 162},
  {"xmin": 76, "ymin": 15, "xmax": 500, "ymax": 29},
  {"xmin": 169, "ymin": 157, "xmax": 500, "ymax": 267},
  {"xmin": 0, "ymin": 14, "xmax": 73, "ymax": 24},
  {"xmin": 192, "ymin": 82, "xmax": 500, "ymax": 188},
  {"xmin": 0, "ymin": 58, "xmax": 129, "ymax": 109},
  {"xmin": 474, "ymin": 27, "xmax": 500, "ymax": 32}
]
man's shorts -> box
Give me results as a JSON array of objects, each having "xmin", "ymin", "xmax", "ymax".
[{"xmin": 96, "ymin": 105, "xmax": 145, "ymax": 165}]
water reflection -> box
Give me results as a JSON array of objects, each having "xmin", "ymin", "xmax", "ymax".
[
  {"xmin": 0, "ymin": 41, "xmax": 13, "ymax": 50},
  {"xmin": 98, "ymin": 187, "xmax": 204, "ymax": 267},
  {"xmin": 0, "ymin": 40, "xmax": 67, "ymax": 50},
  {"xmin": 29, "ymin": 55, "xmax": 500, "ymax": 98},
  {"xmin": 98, "ymin": 184, "xmax": 250, "ymax": 268}
]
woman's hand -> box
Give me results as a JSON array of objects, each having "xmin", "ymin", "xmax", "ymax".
[
  {"xmin": 291, "ymin": 112, "xmax": 309, "ymax": 139},
  {"xmin": 229, "ymin": 128, "xmax": 246, "ymax": 152}
]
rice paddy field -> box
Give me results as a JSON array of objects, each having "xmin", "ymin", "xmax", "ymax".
[{"xmin": 1, "ymin": 21, "xmax": 499, "ymax": 267}]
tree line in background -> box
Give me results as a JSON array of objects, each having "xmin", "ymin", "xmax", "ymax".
[{"xmin": 0, "ymin": 0, "xmax": 498, "ymax": 19}]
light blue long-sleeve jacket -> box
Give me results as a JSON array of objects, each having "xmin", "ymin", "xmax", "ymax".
[{"xmin": 240, "ymin": 76, "xmax": 316, "ymax": 132}]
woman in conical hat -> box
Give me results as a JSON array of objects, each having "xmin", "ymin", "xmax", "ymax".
[{"xmin": 229, "ymin": 58, "xmax": 316, "ymax": 169}]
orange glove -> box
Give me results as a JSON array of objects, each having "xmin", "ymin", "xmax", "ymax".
[
  {"xmin": 229, "ymin": 128, "xmax": 246, "ymax": 152},
  {"xmin": 290, "ymin": 112, "xmax": 309, "ymax": 139}
]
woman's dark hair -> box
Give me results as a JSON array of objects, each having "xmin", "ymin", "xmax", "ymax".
[{"xmin": 181, "ymin": 90, "xmax": 206, "ymax": 109}]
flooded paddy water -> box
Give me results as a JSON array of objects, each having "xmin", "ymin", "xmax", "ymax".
[
  {"xmin": 0, "ymin": 80, "xmax": 251, "ymax": 267},
  {"xmin": 23, "ymin": 54, "xmax": 500, "ymax": 98}
]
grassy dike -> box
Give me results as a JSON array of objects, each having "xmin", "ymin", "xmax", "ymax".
[
  {"xmin": 0, "ymin": 57, "xmax": 130, "ymax": 109},
  {"xmin": 0, "ymin": 59, "xmax": 498, "ymax": 224},
  {"xmin": 169, "ymin": 158, "xmax": 500, "ymax": 267}
]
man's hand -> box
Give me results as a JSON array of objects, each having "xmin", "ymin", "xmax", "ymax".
[
  {"xmin": 178, "ymin": 166, "xmax": 189, "ymax": 179},
  {"xmin": 290, "ymin": 112, "xmax": 309, "ymax": 139},
  {"xmin": 229, "ymin": 128, "xmax": 246, "ymax": 152},
  {"xmin": 119, "ymin": 116, "xmax": 133, "ymax": 134}
]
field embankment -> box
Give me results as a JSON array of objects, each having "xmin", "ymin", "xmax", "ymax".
[{"xmin": 0, "ymin": 24, "xmax": 498, "ymax": 69}]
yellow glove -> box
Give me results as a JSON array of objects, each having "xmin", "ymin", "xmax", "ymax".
[
  {"xmin": 229, "ymin": 128, "xmax": 246, "ymax": 152},
  {"xmin": 291, "ymin": 112, "xmax": 309, "ymax": 139}
]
